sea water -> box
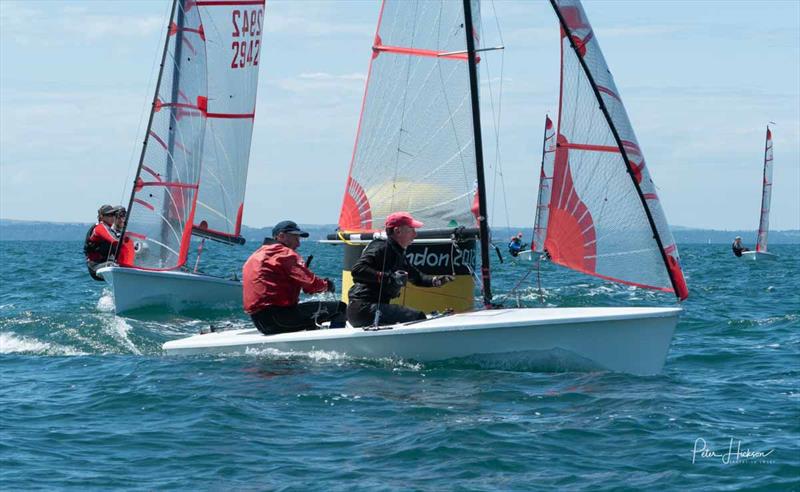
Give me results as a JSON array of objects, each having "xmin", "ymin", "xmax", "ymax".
[{"xmin": 1, "ymin": 240, "xmax": 798, "ymax": 490}]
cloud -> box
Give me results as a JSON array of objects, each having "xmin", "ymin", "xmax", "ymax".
[
  {"xmin": 0, "ymin": 1, "xmax": 165, "ymax": 46},
  {"xmin": 270, "ymin": 72, "xmax": 367, "ymax": 94},
  {"xmin": 265, "ymin": 10, "xmax": 372, "ymax": 37}
]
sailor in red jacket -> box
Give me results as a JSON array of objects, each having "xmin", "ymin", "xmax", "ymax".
[
  {"xmin": 83, "ymin": 204, "xmax": 122, "ymax": 281},
  {"xmin": 243, "ymin": 220, "xmax": 346, "ymax": 335}
]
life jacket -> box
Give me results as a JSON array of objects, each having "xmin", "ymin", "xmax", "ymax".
[{"xmin": 84, "ymin": 223, "xmax": 115, "ymax": 262}]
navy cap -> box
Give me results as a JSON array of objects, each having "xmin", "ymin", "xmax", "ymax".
[{"xmin": 272, "ymin": 220, "xmax": 309, "ymax": 238}]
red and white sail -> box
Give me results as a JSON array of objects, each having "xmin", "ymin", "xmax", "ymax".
[
  {"xmin": 125, "ymin": 0, "xmax": 208, "ymax": 270},
  {"xmin": 124, "ymin": 0, "xmax": 263, "ymax": 270},
  {"xmin": 338, "ymin": 0, "xmax": 481, "ymax": 233},
  {"xmin": 192, "ymin": 1, "xmax": 263, "ymax": 243},
  {"xmin": 756, "ymin": 126, "xmax": 773, "ymax": 252},
  {"xmin": 532, "ymin": 115, "xmax": 556, "ymax": 253},
  {"xmin": 546, "ymin": 0, "xmax": 688, "ymax": 300}
]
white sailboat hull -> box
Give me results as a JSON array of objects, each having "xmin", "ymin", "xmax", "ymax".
[
  {"xmin": 741, "ymin": 251, "xmax": 778, "ymax": 261},
  {"xmin": 97, "ymin": 266, "xmax": 241, "ymax": 316},
  {"xmin": 515, "ymin": 250, "xmax": 542, "ymax": 261},
  {"xmin": 163, "ymin": 307, "xmax": 681, "ymax": 375}
]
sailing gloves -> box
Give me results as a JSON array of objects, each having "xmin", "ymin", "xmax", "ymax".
[
  {"xmin": 390, "ymin": 270, "xmax": 409, "ymax": 287},
  {"xmin": 324, "ymin": 278, "xmax": 336, "ymax": 293},
  {"xmin": 432, "ymin": 275, "xmax": 455, "ymax": 287}
]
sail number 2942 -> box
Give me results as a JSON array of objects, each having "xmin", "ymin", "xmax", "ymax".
[{"xmin": 231, "ymin": 9, "xmax": 263, "ymax": 69}]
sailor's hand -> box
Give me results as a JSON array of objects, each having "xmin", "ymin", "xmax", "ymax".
[
  {"xmin": 324, "ymin": 278, "xmax": 336, "ymax": 293},
  {"xmin": 433, "ymin": 275, "xmax": 455, "ymax": 287},
  {"xmin": 391, "ymin": 270, "xmax": 408, "ymax": 287}
]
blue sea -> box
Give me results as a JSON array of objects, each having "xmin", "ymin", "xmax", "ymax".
[{"xmin": 1, "ymin": 240, "xmax": 798, "ymax": 490}]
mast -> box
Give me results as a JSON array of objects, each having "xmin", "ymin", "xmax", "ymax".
[
  {"xmin": 119, "ymin": 0, "xmax": 180, "ymax": 245},
  {"xmin": 550, "ymin": 0, "xmax": 682, "ymax": 300},
  {"xmin": 462, "ymin": 0, "xmax": 492, "ymax": 306}
]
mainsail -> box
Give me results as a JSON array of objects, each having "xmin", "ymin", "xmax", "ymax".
[
  {"xmin": 532, "ymin": 115, "xmax": 555, "ymax": 253},
  {"xmin": 756, "ymin": 126, "xmax": 773, "ymax": 252},
  {"xmin": 123, "ymin": 0, "xmax": 263, "ymax": 270},
  {"xmin": 192, "ymin": 2, "xmax": 263, "ymax": 244},
  {"xmin": 338, "ymin": 0, "xmax": 481, "ymax": 233},
  {"xmin": 547, "ymin": 0, "xmax": 688, "ymax": 300}
]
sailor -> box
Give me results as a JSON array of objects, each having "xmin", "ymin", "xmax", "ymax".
[
  {"xmin": 111, "ymin": 207, "xmax": 136, "ymax": 267},
  {"xmin": 508, "ymin": 232, "xmax": 527, "ymax": 257},
  {"xmin": 84, "ymin": 204, "xmax": 121, "ymax": 280},
  {"xmin": 347, "ymin": 211, "xmax": 455, "ymax": 328},
  {"xmin": 731, "ymin": 236, "xmax": 749, "ymax": 257},
  {"xmin": 243, "ymin": 220, "xmax": 345, "ymax": 335}
]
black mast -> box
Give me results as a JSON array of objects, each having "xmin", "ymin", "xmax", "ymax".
[
  {"xmin": 549, "ymin": 0, "xmax": 683, "ymax": 300},
  {"xmin": 462, "ymin": 0, "xmax": 493, "ymax": 306},
  {"xmin": 119, "ymin": 0, "xmax": 180, "ymax": 248}
]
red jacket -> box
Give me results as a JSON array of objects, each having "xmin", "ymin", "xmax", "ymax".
[
  {"xmin": 85, "ymin": 223, "xmax": 119, "ymax": 262},
  {"xmin": 242, "ymin": 243, "xmax": 328, "ymax": 313}
]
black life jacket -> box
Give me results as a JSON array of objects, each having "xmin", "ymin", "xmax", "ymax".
[{"xmin": 84, "ymin": 223, "xmax": 114, "ymax": 260}]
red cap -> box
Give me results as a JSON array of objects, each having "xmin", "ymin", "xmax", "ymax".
[{"xmin": 385, "ymin": 211, "xmax": 423, "ymax": 229}]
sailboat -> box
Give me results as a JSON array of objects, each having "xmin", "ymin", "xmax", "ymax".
[
  {"xmin": 518, "ymin": 115, "xmax": 555, "ymax": 262},
  {"xmin": 97, "ymin": 0, "xmax": 264, "ymax": 315},
  {"xmin": 164, "ymin": 0, "xmax": 688, "ymax": 375},
  {"xmin": 742, "ymin": 126, "xmax": 777, "ymax": 260}
]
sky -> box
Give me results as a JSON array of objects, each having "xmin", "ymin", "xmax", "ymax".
[{"xmin": 1, "ymin": 0, "xmax": 798, "ymax": 231}]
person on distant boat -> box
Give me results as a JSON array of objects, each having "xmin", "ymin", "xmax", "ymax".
[
  {"xmin": 113, "ymin": 207, "xmax": 126, "ymax": 234},
  {"xmin": 507, "ymin": 232, "xmax": 527, "ymax": 257},
  {"xmin": 243, "ymin": 220, "xmax": 345, "ymax": 335},
  {"xmin": 347, "ymin": 211, "xmax": 455, "ymax": 328},
  {"xmin": 84, "ymin": 204, "xmax": 122, "ymax": 281},
  {"xmin": 731, "ymin": 236, "xmax": 749, "ymax": 257},
  {"xmin": 111, "ymin": 207, "xmax": 136, "ymax": 267}
]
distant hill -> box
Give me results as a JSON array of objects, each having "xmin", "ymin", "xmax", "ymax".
[{"xmin": 1, "ymin": 219, "xmax": 798, "ymax": 244}]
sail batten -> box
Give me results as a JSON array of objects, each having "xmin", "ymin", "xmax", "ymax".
[{"xmin": 543, "ymin": 0, "xmax": 688, "ymax": 300}]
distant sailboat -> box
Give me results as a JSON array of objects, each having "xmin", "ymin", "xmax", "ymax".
[
  {"xmin": 517, "ymin": 115, "xmax": 555, "ymax": 262},
  {"xmin": 742, "ymin": 125, "xmax": 778, "ymax": 260},
  {"xmin": 165, "ymin": 0, "xmax": 687, "ymax": 375},
  {"xmin": 98, "ymin": 0, "xmax": 265, "ymax": 315}
]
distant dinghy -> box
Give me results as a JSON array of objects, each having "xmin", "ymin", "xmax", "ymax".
[
  {"xmin": 742, "ymin": 126, "xmax": 778, "ymax": 261},
  {"xmin": 98, "ymin": 0, "xmax": 265, "ymax": 315}
]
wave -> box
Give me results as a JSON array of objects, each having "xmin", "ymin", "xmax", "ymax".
[{"xmin": 0, "ymin": 331, "xmax": 87, "ymax": 356}]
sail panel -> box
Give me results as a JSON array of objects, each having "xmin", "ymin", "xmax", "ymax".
[
  {"xmin": 532, "ymin": 116, "xmax": 555, "ymax": 253},
  {"xmin": 550, "ymin": 0, "xmax": 688, "ymax": 299},
  {"xmin": 756, "ymin": 127, "xmax": 773, "ymax": 252},
  {"xmin": 126, "ymin": 0, "xmax": 208, "ymax": 270},
  {"xmin": 192, "ymin": 1, "xmax": 264, "ymax": 242},
  {"xmin": 338, "ymin": 0, "xmax": 481, "ymax": 233}
]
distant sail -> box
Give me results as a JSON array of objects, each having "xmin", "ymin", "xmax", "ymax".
[
  {"xmin": 532, "ymin": 115, "xmax": 555, "ymax": 253},
  {"xmin": 756, "ymin": 127, "xmax": 773, "ymax": 252},
  {"xmin": 548, "ymin": 0, "xmax": 688, "ymax": 300},
  {"xmin": 338, "ymin": 0, "xmax": 480, "ymax": 233},
  {"xmin": 125, "ymin": 0, "xmax": 208, "ymax": 270},
  {"xmin": 192, "ymin": 1, "xmax": 264, "ymax": 244}
]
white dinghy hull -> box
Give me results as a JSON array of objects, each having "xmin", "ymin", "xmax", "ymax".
[
  {"xmin": 97, "ymin": 266, "xmax": 241, "ymax": 316},
  {"xmin": 163, "ymin": 307, "xmax": 681, "ymax": 375},
  {"xmin": 516, "ymin": 250, "xmax": 542, "ymax": 262},
  {"xmin": 741, "ymin": 251, "xmax": 778, "ymax": 261}
]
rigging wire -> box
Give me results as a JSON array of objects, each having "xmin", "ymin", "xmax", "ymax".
[{"xmin": 482, "ymin": 0, "xmax": 510, "ymax": 232}]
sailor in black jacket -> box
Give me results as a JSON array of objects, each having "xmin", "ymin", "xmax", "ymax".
[{"xmin": 347, "ymin": 212, "xmax": 454, "ymax": 327}]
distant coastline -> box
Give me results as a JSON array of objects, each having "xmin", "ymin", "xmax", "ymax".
[{"xmin": 1, "ymin": 218, "xmax": 798, "ymax": 244}]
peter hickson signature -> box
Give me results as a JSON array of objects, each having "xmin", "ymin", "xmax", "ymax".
[{"xmin": 692, "ymin": 438, "xmax": 775, "ymax": 464}]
